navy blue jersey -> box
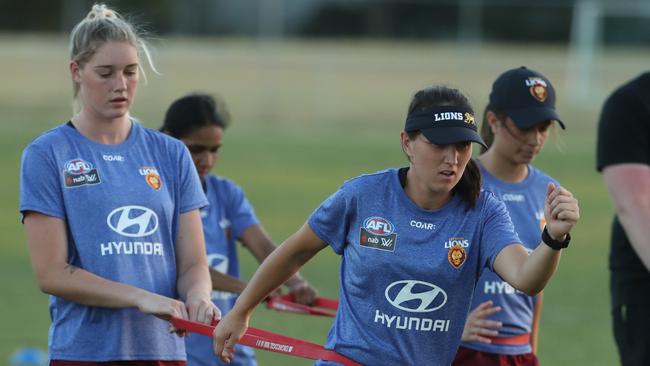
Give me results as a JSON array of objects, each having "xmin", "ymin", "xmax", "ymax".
[
  {"xmin": 309, "ymin": 168, "xmax": 520, "ymax": 366},
  {"xmin": 19, "ymin": 121, "xmax": 207, "ymax": 361}
]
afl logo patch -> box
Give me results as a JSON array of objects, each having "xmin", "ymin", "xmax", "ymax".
[
  {"xmin": 65, "ymin": 159, "xmax": 92, "ymax": 174},
  {"xmin": 63, "ymin": 158, "xmax": 101, "ymax": 188},
  {"xmin": 363, "ymin": 217, "xmax": 394, "ymax": 236},
  {"xmin": 360, "ymin": 216, "xmax": 397, "ymax": 252},
  {"xmin": 448, "ymin": 244, "xmax": 467, "ymax": 269}
]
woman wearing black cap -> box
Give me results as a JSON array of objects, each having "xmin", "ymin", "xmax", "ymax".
[
  {"xmin": 212, "ymin": 85, "xmax": 579, "ymax": 366},
  {"xmin": 453, "ymin": 67, "xmax": 568, "ymax": 366}
]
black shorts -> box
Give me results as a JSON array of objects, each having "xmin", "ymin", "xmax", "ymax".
[{"xmin": 612, "ymin": 304, "xmax": 650, "ymax": 366}]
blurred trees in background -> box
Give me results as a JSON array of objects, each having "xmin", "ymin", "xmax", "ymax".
[{"xmin": 1, "ymin": 0, "xmax": 649, "ymax": 45}]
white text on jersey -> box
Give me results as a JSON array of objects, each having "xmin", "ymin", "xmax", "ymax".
[
  {"xmin": 100, "ymin": 241, "xmax": 163, "ymax": 256},
  {"xmin": 410, "ymin": 220, "xmax": 436, "ymax": 230}
]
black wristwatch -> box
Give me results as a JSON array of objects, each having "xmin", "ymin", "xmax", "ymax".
[{"xmin": 542, "ymin": 226, "xmax": 571, "ymax": 250}]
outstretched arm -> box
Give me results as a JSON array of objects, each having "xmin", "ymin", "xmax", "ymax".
[
  {"xmin": 494, "ymin": 183, "xmax": 579, "ymax": 295},
  {"xmin": 213, "ymin": 222, "xmax": 327, "ymax": 363},
  {"xmin": 240, "ymin": 223, "xmax": 317, "ymax": 304},
  {"xmin": 603, "ymin": 164, "xmax": 650, "ymax": 270}
]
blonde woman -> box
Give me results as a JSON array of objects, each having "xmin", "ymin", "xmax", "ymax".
[{"xmin": 19, "ymin": 4, "xmax": 217, "ymax": 365}]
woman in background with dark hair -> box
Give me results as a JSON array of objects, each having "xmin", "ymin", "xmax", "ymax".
[
  {"xmin": 212, "ymin": 85, "xmax": 579, "ymax": 365},
  {"xmin": 162, "ymin": 93, "xmax": 317, "ymax": 366},
  {"xmin": 454, "ymin": 66, "xmax": 567, "ymax": 366}
]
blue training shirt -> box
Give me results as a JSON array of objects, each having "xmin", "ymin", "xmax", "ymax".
[
  {"xmin": 19, "ymin": 121, "xmax": 208, "ymax": 361},
  {"xmin": 460, "ymin": 162, "xmax": 558, "ymax": 355},
  {"xmin": 186, "ymin": 175, "xmax": 258, "ymax": 366},
  {"xmin": 309, "ymin": 168, "xmax": 520, "ymax": 366}
]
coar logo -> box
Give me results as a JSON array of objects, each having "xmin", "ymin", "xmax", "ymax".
[
  {"xmin": 363, "ymin": 217, "xmax": 394, "ymax": 236},
  {"xmin": 107, "ymin": 205, "xmax": 159, "ymax": 237},
  {"xmin": 65, "ymin": 159, "xmax": 93, "ymax": 174},
  {"xmin": 384, "ymin": 280, "xmax": 447, "ymax": 313}
]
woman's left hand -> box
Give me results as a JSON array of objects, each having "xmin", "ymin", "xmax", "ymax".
[
  {"xmin": 214, "ymin": 308, "xmax": 250, "ymax": 363},
  {"xmin": 544, "ymin": 182, "xmax": 580, "ymax": 240}
]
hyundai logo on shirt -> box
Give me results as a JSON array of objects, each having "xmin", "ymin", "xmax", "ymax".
[
  {"xmin": 100, "ymin": 205, "xmax": 163, "ymax": 257},
  {"xmin": 107, "ymin": 205, "xmax": 159, "ymax": 237},
  {"xmin": 384, "ymin": 280, "xmax": 447, "ymax": 313},
  {"xmin": 373, "ymin": 280, "xmax": 451, "ymax": 332}
]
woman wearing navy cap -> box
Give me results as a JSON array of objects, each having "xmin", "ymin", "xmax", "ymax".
[
  {"xmin": 454, "ymin": 66, "xmax": 566, "ymax": 366},
  {"xmin": 213, "ymin": 85, "xmax": 579, "ymax": 366}
]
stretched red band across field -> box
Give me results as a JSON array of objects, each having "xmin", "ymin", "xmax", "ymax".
[
  {"xmin": 266, "ymin": 294, "xmax": 338, "ymax": 317},
  {"xmin": 170, "ymin": 317, "xmax": 360, "ymax": 366}
]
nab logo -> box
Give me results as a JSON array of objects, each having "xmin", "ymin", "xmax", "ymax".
[
  {"xmin": 384, "ymin": 280, "xmax": 447, "ymax": 313},
  {"xmin": 360, "ymin": 216, "xmax": 397, "ymax": 251},
  {"xmin": 107, "ymin": 205, "xmax": 159, "ymax": 237},
  {"xmin": 363, "ymin": 217, "xmax": 394, "ymax": 236},
  {"xmin": 65, "ymin": 159, "xmax": 92, "ymax": 174}
]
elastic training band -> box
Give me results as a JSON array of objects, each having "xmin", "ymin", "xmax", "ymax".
[
  {"xmin": 170, "ymin": 317, "xmax": 361, "ymax": 366},
  {"xmin": 266, "ymin": 294, "xmax": 338, "ymax": 317},
  {"xmin": 488, "ymin": 333, "xmax": 531, "ymax": 345}
]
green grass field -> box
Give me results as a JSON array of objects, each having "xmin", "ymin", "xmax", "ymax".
[{"xmin": 2, "ymin": 34, "xmax": 648, "ymax": 365}]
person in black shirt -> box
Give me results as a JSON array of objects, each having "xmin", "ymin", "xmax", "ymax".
[{"xmin": 597, "ymin": 72, "xmax": 650, "ymax": 366}]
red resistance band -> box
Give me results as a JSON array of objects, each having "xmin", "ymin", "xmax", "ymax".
[
  {"xmin": 170, "ymin": 317, "xmax": 360, "ymax": 366},
  {"xmin": 488, "ymin": 333, "xmax": 531, "ymax": 345},
  {"xmin": 266, "ymin": 294, "xmax": 339, "ymax": 317}
]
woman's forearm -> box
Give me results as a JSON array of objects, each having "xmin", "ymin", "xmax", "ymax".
[
  {"xmin": 231, "ymin": 223, "xmax": 325, "ymax": 315},
  {"xmin": 494, "ymin": 243, "xmax": 561, "ymax": 296}
]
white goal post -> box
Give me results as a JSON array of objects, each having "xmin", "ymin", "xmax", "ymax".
[{"xmin": 568, "ymin": 0, "xmax": 650, "ymax": 103}]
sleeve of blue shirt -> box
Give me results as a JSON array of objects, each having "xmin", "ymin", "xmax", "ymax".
[
  {"xmin": 225, "ymin": 181, "xmax": 259, "ymax": 241},
  {"xmin": 480, "ymin": 193, "xmax": 521, "ymax": 274},
  {"xmin": 19, "ymin": 144, "xmax": 65, "ymax": 221},
  {"xmin": 178, "ymin": 145, "xmax": 208, "ymax": 213},
  {"xmin": 307, "ymin": 186, "xmax": 351, "ymax": 255}
]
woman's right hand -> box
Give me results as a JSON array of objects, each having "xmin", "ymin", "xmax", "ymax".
[
  {"xmin": 461, "ymin": 300, "xmax": 502, "ymax": 343},
  {"xmin": 213, "ymin": 309, "xmax": 250, "ymax": 363}
]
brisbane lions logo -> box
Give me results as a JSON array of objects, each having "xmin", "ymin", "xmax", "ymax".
[
  {"xmin": 526, "ymin": 77, "xmax": 549, "ymax": 103},
  {"xmin": 448, "ymin": 244, "xmax": 467, "ymax": 269}
]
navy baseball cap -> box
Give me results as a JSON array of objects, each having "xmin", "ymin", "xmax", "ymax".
[
  {"xmin": 489, "ymin": 66, "xmax": 565, "ymax": 129},
  {"xmin": 405, "ymin": 106, "xmax": 487, "ymax": 148}
]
